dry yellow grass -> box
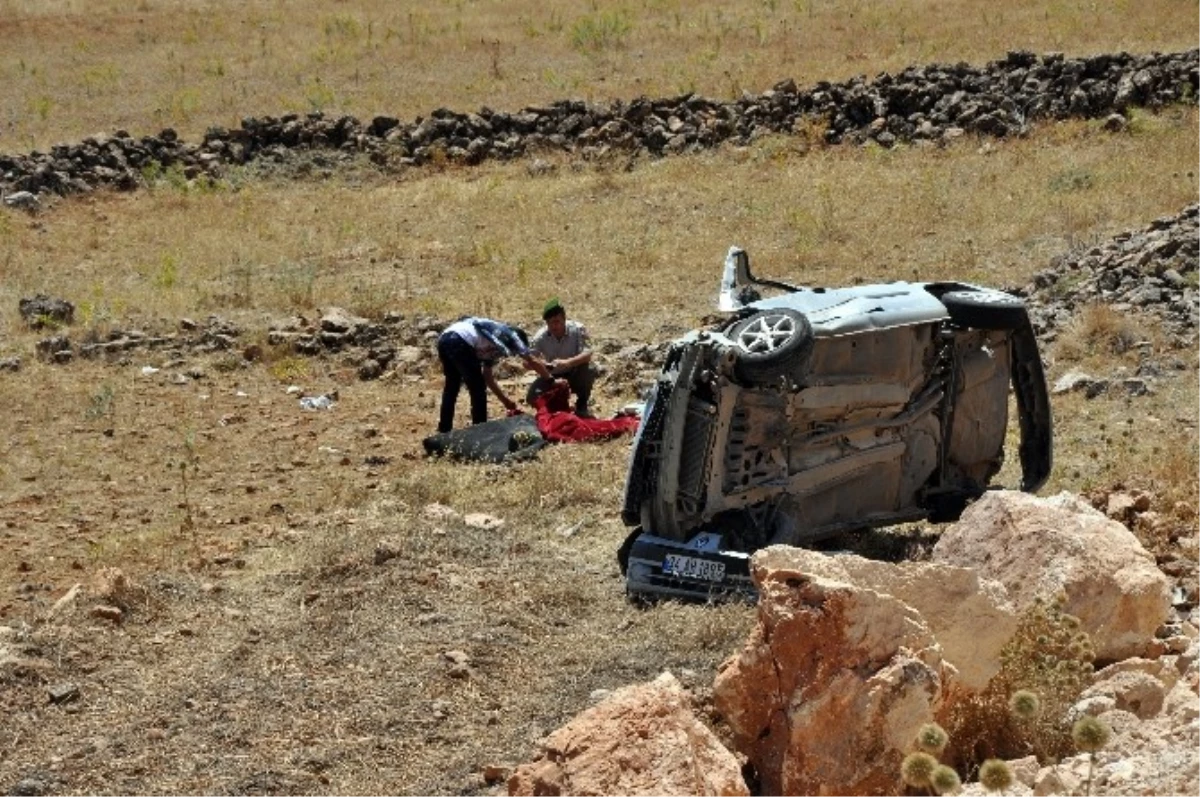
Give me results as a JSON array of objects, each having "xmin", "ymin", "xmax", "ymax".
[
  {"xmin": 1, "ymin": 2, "xmax": 1197, "ymax": 794},
  {"xmin": 2, "ymin": 107, "xmax": 1196, "ymax": 339},
  {"xmin": 0, "ymin": 0, "xmax": 1195, "ymax": 152},
  {"xmin": 1056, "ymin": 304, "xmax": 1149, "ymax": 361}
]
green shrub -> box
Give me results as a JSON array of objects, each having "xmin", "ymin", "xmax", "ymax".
[{"xmin": 568, "ymin": 10, "xmax": 631, "ymax": 51}]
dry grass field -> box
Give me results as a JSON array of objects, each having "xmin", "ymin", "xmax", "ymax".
[
  {"xmin": 2, "ymin": 0, "xmax": 1197, "ymax": 151},
  {"xmin": 1, "ymin": 1, "xmax": 1197, "ymax": 794}
]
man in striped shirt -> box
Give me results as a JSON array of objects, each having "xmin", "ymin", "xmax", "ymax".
[{"xmin": 436, "ymin": 317, "xmax": 552, "ymax": 433}]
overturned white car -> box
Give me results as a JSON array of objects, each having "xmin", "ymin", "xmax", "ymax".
[{"xmin": 618, "ymin": 247, "xmax": 1053, "ymax": 601}]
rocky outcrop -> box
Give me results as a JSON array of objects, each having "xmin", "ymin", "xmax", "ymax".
[
  {"xmin": 511, "ymin": 490, "xmax": 1195, "ymax": 795},
  {"xmin": 1022, "ymin": 203, "xmax": 1199, "ymax": 344},
  {"xmin": 1030, "ymin": 646, "xmax": 1199, "ymax": 795},
  {"xmin": 932, "ymin": 491, "xmax": 1173, "ymax": 663},
  {"xmin": 0, "ymin": 49, "xmax": 1195, "ymax": 205},
  {"xmin": 712, "ymin": 547, "xmax": 950, "ymax": 795},
  {"xmin": 506, "ymin": 671, "xmax": 748, "ymax": 797}
]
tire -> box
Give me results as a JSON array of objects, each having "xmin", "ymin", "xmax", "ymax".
[
  {"xmin": 941, "ymin": 289, "xmax": 1028, "ymax": 330},
  {"xmin": 924, "ymin": 491, "xmax": 973, "ymax": 523},
  {"xmin": 617, "ymin": 527, "xmax": 640, "ymax": 576},
  {"xmin": 728, "ymin": 308, "xmax": 814, "ymax": 383}
]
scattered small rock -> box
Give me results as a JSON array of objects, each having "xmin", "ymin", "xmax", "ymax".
[
  {"xmin": 443, "ymin": 649, "xmax": 473, "ymax": 679},
  {"xmin": 47, "ymin": 682, "xmax": 79, "ymax": 705},
  {"xmin": 526, "ymin": 158, "xmax": 555, "ymax": 176},
  {"xmin": 18, "ymin": 295, "xmax": 74, "ymax": 328},
  {"xmin": 8, "ymin": 776, "xmax": 51, "ymax": 797},
  {"xmin": 35, "ymin": 336, "xmax": 71, "ymax": 362},
  {"xmin": 90, "ymin": 605, "xmax": 124, "ymax": 623},
  {"xmin": 423, "ymin": 503, "xmax": 460, "ymax": 521},
  {"xmin": 374, "ymin": 539, "xmax": 401, "ymax": 565},
  {"xmin": 1103, "ymin": 112, "xmax": 1129, "ymax": 132},
  {"xmin": 357, "ymin": 359, "xmax": 383, "ymax": 380},
  {"xmin": 464, "ymin": 513, "xmax": 504, "ymax": 530}
]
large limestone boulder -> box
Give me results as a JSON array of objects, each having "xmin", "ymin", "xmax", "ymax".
[
  {"xmin": 790, "ymin": 551, "xmax": 1017, "ymax": 690},
  {"xmin": 932, "ymin": 491, "xmax": 1171, "ymax": 662},
  {"xmin": 712, "ymin": 546, "xmax": 950, "ymax": 796},
  {"xmin": 507, "ymin": 671, "xmax": 748, "ymax": 796}
]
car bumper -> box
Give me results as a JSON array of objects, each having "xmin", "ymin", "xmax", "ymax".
[{"xmin": 623, "ymin": 532, "xmax": 756, "ymax": 602}]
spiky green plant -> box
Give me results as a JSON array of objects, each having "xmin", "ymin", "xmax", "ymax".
[
  {"xmin": 978, "ymin": 758, "xmax": 1013, "ymax": 793},
  {"xmin": 1072, "ymin": 715, "xmax": 1113, "ymax": 796},
  {"xmin": 1008, "ymin": 689, "xmax": 1041, "ymax": 722},
  {"xmin": 1071, "ymin": 715, "xmax": 1111, "ymax": 753},
  {"xmin": 993, "ymin": 595, "xmax": 1095, "ymax": 759},
  {"xmin": 902, "ymin": 724, "xmax": 961, "ymax": 794},
  {"xmin": 917, "ymin": 722, "xmax": 950, "ymax": 755},
  {"xmin": 931, "ymin": 763, "xmax": 962, "ymax": 795},
  {"xmin": 901, "ymin": 751, "xmax": 939, "ymax": 789},
  {"xmin": 942, "ymin": 596, "xmax": 1098, "ymax": 774}
]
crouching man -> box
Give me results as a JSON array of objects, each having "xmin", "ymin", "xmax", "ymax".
[{"xmin": 526, "ymin": 298, "xmax": 601, "ymax": 418}]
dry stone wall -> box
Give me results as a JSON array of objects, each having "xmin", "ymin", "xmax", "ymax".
[{"xmin": 1, "ymin": 49, "xmax": 1195, "ymax": 203}]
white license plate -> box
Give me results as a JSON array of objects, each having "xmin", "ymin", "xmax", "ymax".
[{"xmin": 663, "ymin": 554, "xmax": 725, "ymax": 582}]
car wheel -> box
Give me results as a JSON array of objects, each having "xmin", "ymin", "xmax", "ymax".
[
  {"xmin": 729, "ymin": 308, "xmax": 814, "ymax": 383},
  {"xmin": 941, "ymin": 289, "xmax": 1028, "ymax": 330},
  {"xmin": 617, "ymin": 527, "xmax": 640, "ymax": 576}
]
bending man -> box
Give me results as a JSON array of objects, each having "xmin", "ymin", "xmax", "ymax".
[{"xmin": 437, "ymin": 317, "xmax": 551, "ymax": 433}]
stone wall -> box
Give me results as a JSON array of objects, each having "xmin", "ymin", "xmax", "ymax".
[{"xmin": 1, "ymin": 49, "xmax": 1195, "ymax": 203}]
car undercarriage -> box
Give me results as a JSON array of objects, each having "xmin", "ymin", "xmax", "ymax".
[{"xmin": 619, "ymin": 247, "xmax": 1053, "ymax": 602}]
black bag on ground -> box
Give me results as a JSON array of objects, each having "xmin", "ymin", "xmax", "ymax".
[{"xmin": 421, "ymin": 414, "xmax": 546, "ymax": 463}]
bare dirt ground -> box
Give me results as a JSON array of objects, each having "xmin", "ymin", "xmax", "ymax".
[
  {"xmin": 2, "ymin": 289, "xmax": 1196, "ymax": 795},
  {"xmin": 1, "ymin": 336, "xmax": 763, "ymax": 795}
]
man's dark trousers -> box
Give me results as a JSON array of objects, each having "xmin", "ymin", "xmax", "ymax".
[{"xmin": 437, "ymin": 333, "xmax": 488, "ymax": 433}]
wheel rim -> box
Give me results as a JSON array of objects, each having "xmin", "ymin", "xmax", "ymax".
[{"xmin": 736, "ymin": 313, "xmax": 796, "ymax": 353}]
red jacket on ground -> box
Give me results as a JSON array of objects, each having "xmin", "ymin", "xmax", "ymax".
[{"xmin": 532, "ymin": 382, "xmax": 640, "ymax": 443}]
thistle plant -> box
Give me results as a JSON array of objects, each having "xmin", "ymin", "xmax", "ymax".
[
  {"xmin": 978, "ymin": 758, "xmax": 1013, "ymax": 793},
  {"xmin": 993, "ymin": 594, "xmax": 1095, "ymax": 760},
  {"xmin": 1072, "ymin": 715, "xmax": 1112, "ymax": 796},
  {"xmin": 943, "ymin": 593, "xmax": 1097, "ymax": 776},
  {"xmin": 916, "ymin": 722, "xmax": 949, "ymax": 755},
  {"xmin": 1071, "ymin": 715, "xmax": 1111, "ymax": 752},
  {"xmin": 930, "ymin": 764, "xmax": 961, "ymax": 795},
  {"xmin": 1008, "ymin": 689, "xmax": 1041, "ymax": 722},
  {"xmin": 898, "ymin": 724, "xmax": 1017, "ymax": 796},
  {"xmin": 900, "ymin": 724, "xmax": 960, "ymax": 795},
  {"xmin": 901, "ymin": 751, "xmax": 938, "ymax": 789}
]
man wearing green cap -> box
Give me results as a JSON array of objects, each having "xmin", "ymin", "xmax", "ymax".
[{"xmin": 527, "ymin": 297, "xmax": 600, "ymax": 417}]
